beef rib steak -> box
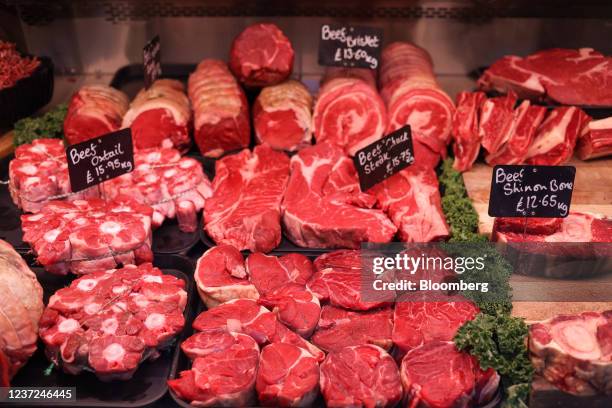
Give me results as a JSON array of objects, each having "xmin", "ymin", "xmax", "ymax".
[{"xmin": 576, "ymin": 116, "xmax": 612, "ymax": 160}]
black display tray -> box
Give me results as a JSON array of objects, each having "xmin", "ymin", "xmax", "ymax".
[{"xmin": 7, "ymin": 254, "xmax": 195, "ymax": 407}]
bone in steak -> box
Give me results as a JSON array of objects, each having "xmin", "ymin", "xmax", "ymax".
[
  {"xmin": 401, "ymin": 340, "xmax": 500, "ymax": 408},
  {"xmin": 39, "ymin": 263, "xmax": 186, "ymax": 381},
  {"xmin": 0, "ymin": 240, "xmax": 43, "ymax": 383},
  {"xmin": 253, "ymin": 79, "xmax": 312, "ymax": 151},
  {"xmin": 525, "ymin": 106, "xmax": 590, "ymax": 165},
  {"xmin": 479, "ymin": 92, "xmax": 517, "ymax": 156},
  {"xmin": 188, "ymin": 59, "xmax": 250, "ymax": 157},
  {"xmin": 229, "ymin": 23, "xmax": 294, "ymax": 88},
  {"xmin": 121, "ymin": 79, "xmax": 191, "ymax": 153},
  {"xmin": 452, "ymin": 91, "xmax": 486, "ymax": 172},
  {"xmin": 256, "ymin": 342, "xmax": 320, "ymax": 407},
  {"xmin": 169, "ymin": 330, "xmax": 259, "ymax": 407},
  {"xmin": 64, "ymin": 85, "xmax": 129, "ymax": 145},
  {"xmin": 194, "ymin": 245, "xmax": 258, "ymax": 308},
  {"xmin": 311, "ymin": 305, "xmax": 393, "ymax": 353},
  {"xmin": 21, "ymin": 196, "xmax": 153, "ymax": 275},
  {"xmin": 204, "ymin": 145, "xmax": 290, "ymax": 253},
  {"xmin": 320, "ymin": 345, "xmax": 403, "ymax": 408},
  {"xmin": 529, "ymin": 310, "xmax": 612, "ymax": 395},
  {"xmin": 282, "ymin": 143, "xmax": 397, "ymax": 249},
  {"xmin": 576, "ymin": 116, "xmax": 612, "ymax": 160},
  {"xmin": 478, "ymin": 48, "xmax": 612, "ymax": 107},
  {"xmin": 312, "ymin": 73, "xmax": 387, "ymax": 156}
]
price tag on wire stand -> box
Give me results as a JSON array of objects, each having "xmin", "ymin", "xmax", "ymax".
[
  {"xmin": 318, "ymin": 24, "xmax": 383, "ymax": 69},
  {"xmin": 143, "ymin": 35, "xmax": 161, "ymax": 89},
  {"xmin": 488, "ymin": 165, "xmax": 575, "ymax": 218},
  {"xmin": 66, "ymin": 128, "xmax": 135, "ymax": 193},
  {"xmin": 353, "ymin": 125, "xmax": 415, "ymax": 192}
]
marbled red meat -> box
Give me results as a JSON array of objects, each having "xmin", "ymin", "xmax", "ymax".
[
  {"xmin": 451, "ymin": 91, "xmax": 486, "ymax": 172},
  {"xmin": 576, "ymin": 116, "xmax": 612, "ymax": 160}
]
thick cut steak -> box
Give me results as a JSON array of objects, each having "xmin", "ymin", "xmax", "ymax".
[
  {"xmin": 401, "ymin": 341, "xmax": 500, "ymax": 408},
  {"xmin": 39, "ymin": 263, "xmax": 186, "ymax": 381},
  {"xmin": 478, "ymin": 92, "xmax": 517, "ymax": 156},
  {"xmin": 188, "ymin": 59, "xmax": 250, "ymax": 157},
  {"xmin": 205, "ymin": 145, "xmax": 290, "ymax": 252},
  {"xmin": 576, "ymin": 116, "xmax": 612, "ymax": 160},
  {"xmin": 246, "ymin": 252, "xmax": 314, "ymax": 295},
  {"xmin": 312, "ymin": 305, "xmax": 393, "ymax": 352},
  {"xmin": 194, "ymin": 245, "xmax": 258, "ymax": 308},
  {"xmin": 229, "ymin": 23, "xmax": 294, "ymax": 87},
  {"xmin": 254, "ymin": 79, "xmax": 312, "ymax": 151},
  {"xmin": 169, "ymin": 330, "xmax": 259, "ymax": 406},
  {"xmin": 529, "ymin": 310, "xmax": 612, "ymax": 395},
  {"xmin": 282, "ymin": 143, "xmax": 397, "ymax": 249},
  {"xmin": 320, "ymin": 345, "xmax": 402, "ymax": 408},
  {"xmin": 452, "ymin": 91, "xmax": 486, "ymax": 172},
  {"xmin": 256, "ymin": 343, "xmax": 320, "ymax": 407},
  {"xmin": 121, "ymin": 79, "xmax": 191, "ymax": 153},
  {"xmin": 64, "ymin": 85, "xmax": 129, "ymax": 145},
  {"xmin": 478, "ymin": 48, "xmax": 612, "ymax": 107}
]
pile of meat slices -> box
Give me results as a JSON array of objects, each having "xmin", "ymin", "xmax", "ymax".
[{"xmin": 170, "ymin": 246, "xmax": 500, "ymax": 407}]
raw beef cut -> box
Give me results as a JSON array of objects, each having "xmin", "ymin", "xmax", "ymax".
[
  {"xmin": 256, "ymin": 343, "xmax": 320, "ymax": 407},
  {"xmin": 64, "ymin": 85, "xmax": 129, "ymax": 145},
  {"xmin": 322, "ymin": 66, "xmax": 377, "ymax": 89},
  {"xmin": 253, "ymin": 80, "xmax": 312, "ymax": 151},
  {"xmin": 308, "ymin": 250, "xmax": 394, "ymax": 310},
  {"xmin": 380, "ymin": 42, "xmax": 455, "ymax": 165},
  {"xmin": 312, "ymin": 75, "xmax": 387, "ymax": 156},
  {"xmin": 282, "ymin": 143, "xmax": 397, "ymax": 248},
  {"xmin": 39, "ymin": 263, "xmax": 186, "ymax": 381},
  {"xmin": 21, "ymin": 196, "xmax": 153, "ymax": 275},
  {"xmin": 401, "ymin": 341, "xmax": 500, "ymax": 408},
  {"xmin": 229, "ymin": 23, "xmax": 293, "ymax": 87},
  {"xmin": 320, "ymin": 345, "xmax": 402, "ymax": 408},
  {"xmin": 192, "ymin": 299, "xmax": 325, "ymax": 361},
  {"xmin": 478, "ymin": 48, "xmax": 612, "ymax": 107},
  {"xmin": 525, "ymin": 106, "xmax": 590, "ymax": 165},
  {"xmin": 246, "ymin": 252, "xmax": 314, "ymax": 295},
  {"xmin": 529, "ymin": 310, "xmax": 612, "ymax": 395},
  {"xmin": 204, "ymin": 145, "xmax": 290, "ymax": 253},
  {"xmin": 0, "ymin": 240, "xmax": 43, "ymax": 382},
  {"xmin": 9, "ymin": 138, "xmax": 98, "ymax": 212},
  {"xmin": 194, "ymin": 245, "xmax": 258, "ymax": 308},
  {"xmin": 101, "ymin": 147, "xmax": 212, "ymax": 232},
  {"xmin": 478, "ymin": 92, "xmax": 517, "ymax": 156},
  {"xmin": 452, "ymin": 91, "xmax": 486, "ymax": 172},
  {"xmin": 312, "ymin": 305, "xmax": 393, "ymax": 352},
  {"xmin": 576, "ymin": 116, "xmax": 612, "ymax": 160},
  {"xmin": 485, "ymin": 100, "xmax": 547, "ymax": 166},
  {"xmin": 370, "ymin": 165, "xmax": 450, "ymax": 242},
  {"xmin": 188, "ymin": 59, "xmax": 250, "ymax": 157},
  {"xmin": 169, "ymin": 330, "xmax": 259, "ymax": 406},
  {"xmin": 121, "ymin": 79, "xmax": 191, "ymax": 153},
  {"xmin": 392, "ymin": 300, "xmax": 479, "ymax": 358}
]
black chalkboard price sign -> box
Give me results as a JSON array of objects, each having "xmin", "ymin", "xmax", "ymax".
[
  {"xmin": 318, "ymin": 24, "xmax": 383, "ymax": 69},
  {"xmin": 488, "ymin": 165, "xmax": 576, "ymax": 218},
  {"xmin": 143, "ymin": 35, "xmax": 161, "ymax": 89},
  {"xmin": 353, "ymin": 125, "xmax": 414, "ymax": 192},
  {"xmin": 66, "ymin": 128, "xmax": 135, "ymax": 193}
]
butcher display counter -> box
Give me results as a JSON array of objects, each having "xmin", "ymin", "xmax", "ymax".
[{"xmin": 0, "ymin": 1, "xmax": 611, "ymax": 407}]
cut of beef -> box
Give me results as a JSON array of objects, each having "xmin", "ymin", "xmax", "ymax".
[
  {"xmin": 188, "ymin": 59, "xmax": 250, "ymax": 157},
  {"xmin": 312, "ymin": 305, "xmax": 393, "ymax": 352},
  {"xmin": 452, "ymin": 91, "xmax": 486, "ymax": 172},
  {"xmin": 121, "ymin": 79, "xmax": 191, "ymax": 153},
  {"xmin": 204, "ymin": 145, "xmax": 290, "ymax": 252},
  {"xmin": 322, "ymin": 66, "xmax": 377, "ymax": 89},
  {"xmin": 576, "ymin": 116, "xmax": 612, "ymax": 160},
  {"xmin": 282, "ymin": 143, "xmax": 397, "ymax": 249},
  {"xmin": 194, "ymin": 245, "xmax": 258, "ymax": 308},
  {"xmin": 229, "ymin": 23, "xmax": 294, "ymax": 88},
  {"xmin": 320, "ymin": 345, "xmax": 402, "ymax": 408},
  {"xmin": 258, "ymin": 284, "xmax": 321, "ymax": 338},
  {"xmin": 39, "ymin": 263, "xmax": 186, "ymax": 381},
  {"xmin": 479, "ymin": 92, "xmax": 517, "ymax": 156},
  {"xmin": 21, "ymin": 196, "xmax": 153, "ymax": 275},
  {"xmin": 478, "ymin": 48, "xmax": 612, "ymax": 107},
  {"xmin": 401, "ymin": 340, "xmax": 500, "ymax": 408},
  {"xmin": 169, "ymin": 330, "xmax": 259, "ymax": 406},
  {"xmin": 64, "ymin": 85, "xmax": 129, "ymax": 145},
  {"xmin": 246, "ymin": 252, "xmax": 314, "ymax": 295},
  {"xmin": 312, "ymin": 75, "xmax": 387, "ymax": 156},
  {"xmin": 254, "ymin": 80, "xmax": 312, "ymax": 151},
  {"xmin": 529, "ymin": 310, "xmax": 612, "ymax": 396},
  {"xmin": 256, "ymin": 343, "xmax": 320, "ymax": 407},
  {"xmin": 525, "ymin": 106, "xmax": 590, "ymax": 165}
]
